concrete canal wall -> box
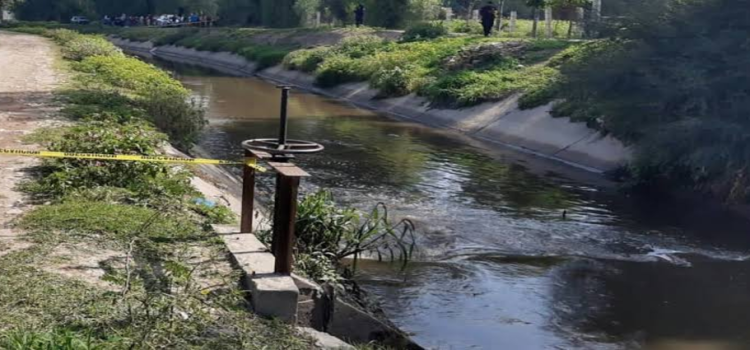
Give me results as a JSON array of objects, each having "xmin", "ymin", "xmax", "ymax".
[{"xmin": 111, "ymin": 38, "xmax": 631, "ymax": 174}]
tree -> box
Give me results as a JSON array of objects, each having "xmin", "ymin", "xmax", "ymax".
[
  {"xmin": 294, "ymin": 0, "xmax": 321, "ymax": 26},
  {"xmin": 554, "ymin": 0, "xmax": 750, "ymax": 203},
  {"xmin": 454, "ymin": 0, "xmax": 481, "ymax": 21},
  {"xmin": 0, "ymin": 0, "xmax": 22, "ymax": 21},
  {"xmin": 408, "ymin": 0, "xmax": 442, "ymax": 21},
  {"xmin": 320, "ymin": 0, "xmax": 355, "ymax": 25},
  {"xmin": 548, "ymin": 0, "xmax": 588, "ymax": 38},
  {"xmin": 525, "ymin": 0, "xmax": 545, "ymax": 37}
]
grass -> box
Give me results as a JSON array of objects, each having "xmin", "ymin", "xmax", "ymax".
[
  {"xmin": 0, "ymin": 24, "xmax": 316, "ymax": 349},
  {"xmin": 445, "ymin": 18, "xmax": 578, "ymax": 38},
  {"xmin": 285, "ymin": 34, "xmax": 575, "ymax": 107},
  {"xmin": 6, "ymin": 22, "xmax": 583, "ymax": 108}
]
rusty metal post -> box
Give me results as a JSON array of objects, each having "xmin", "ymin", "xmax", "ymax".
[
  {"xmin": 240, "ymin": 149, "xmax": 257, "ymax": 233},
  {"xmin": 269, "ymin": 162, "xmax": 309, "ymax": 275}
]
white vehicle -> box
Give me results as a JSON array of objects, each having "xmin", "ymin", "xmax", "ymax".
[
  {"xmin": 70, "ymin": 16, "xmax": 90, "ymax": 25},
  {"xmin": 155, "ymin": 15, "xmax": 177, "ymax": 26}
]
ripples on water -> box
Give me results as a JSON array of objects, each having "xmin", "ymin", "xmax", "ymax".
[{"xmin": 176, "ymin": 69, "xmax": 750, "ymax": 350}]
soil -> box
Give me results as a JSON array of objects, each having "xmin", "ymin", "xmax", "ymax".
[
  {"xmin": 0, "ymin": 31, "xmax": 65, "ymax": 258},
  {"xmin": 0, "ymin": 31, "xmax": 238, "ymax": 293}
]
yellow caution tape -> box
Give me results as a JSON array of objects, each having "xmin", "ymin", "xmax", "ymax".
[{"xmin": 0, "ymin": 148, "xmax": 267, "ymax": 172}]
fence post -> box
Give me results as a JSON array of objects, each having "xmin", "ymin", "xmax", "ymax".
[
  {"xmin": 270, "ymin": 162, "xmax": 310, "ymax": 275},
  {"xmin": 241, "ymin": 150, "xmax": 257, "ymax": 233},
  {"xmin": 592, "ymin": 0, "xmax": 602, "ymax": 22},
  {"xmin": 510, "ymin": 11, "xmax": 517, "ymax": 33},
  {"xmin": 545, "ymin": 7, "xmax": 553, "ymax": 38}
]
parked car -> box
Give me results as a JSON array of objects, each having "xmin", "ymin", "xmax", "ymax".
[
  {"xmin": 70, "ymin": 16, "xmax": 90, "ymax": 25},
  {"xmin": 155, "ymin": 15, "xmax": 177, "ymax": 26}
]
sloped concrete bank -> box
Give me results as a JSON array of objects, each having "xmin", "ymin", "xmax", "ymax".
[{"xmin": 110, "ymin": 37, "xmax": 630, "ymax": 173}]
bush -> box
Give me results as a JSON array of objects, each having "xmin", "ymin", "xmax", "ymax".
[
  {"xmin": 63, "ymin": 36, "xmax": 124, "ymax": 61},
  {"xmin": 238, "ymin": 45, "xmax": 292, "ymax": 69},
  {"xmin": 258, "ymin": 191, "xmax": 416, "ymax": 282},
  {"xmin": 22, "ymin": 121, "xmax": 196, "ymax": 203},
  {"xmin": 337, "ymin": 35, "xmax": 386, "ymax": 58},
  {"xmin": 139, "ymin": 93, "xmax": 206, "ymax": 149},
  {"xmin": 60, "ymin": 90, "xmax": 147, "ymax": 123},
  {"xmin": 402, "ymin": 22, "xmax": 449, "ymax": 42},
  {"xmin": 314, "ymin": 54, "xmax": 369, "ymax": 87},
  {"xmin": 73, "ymin": 55, "xmax": 205, "ymax": 148},
  {"xmin": 370, "ymin": 65, "xmax": 428, "ymax": 97},
  {"xmin": 447, "ymin": 20, "xmax": 483, "ymax": 35},
  {"xmin": 45, "ymin": 29, "xmax": 123, "ymax": 61},
  {"xmin": 46, "ymin": 28, "xmax": 79, "ymax": 43},
  {"xmin": 283, "ymin": 46, "xmax": 334, "ymax": 72},
  {"xmin": 74, "ymin": 55, "xmax": 187, "ymax": 97},
  {"xmin": 421, "ymin": 58, "xmax": 550, "ymax": 107}
]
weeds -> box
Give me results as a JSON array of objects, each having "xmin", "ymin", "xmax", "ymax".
[
  {"xmin": 258, "ymin": 191, "xmax": 416, "ymax": 284},
  {"xmin": 0, "ymin": 23, "xmax": 308, "ymax": 349}
]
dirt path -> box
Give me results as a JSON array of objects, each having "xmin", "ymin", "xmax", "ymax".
[{"xmin": 0, "ymin": 31, "xmax": 64, "ymax": 257}]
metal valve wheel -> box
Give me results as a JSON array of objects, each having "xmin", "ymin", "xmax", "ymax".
[{"xmin": 242, "ymin": 139, "xmax": 324, "ymax": 155}]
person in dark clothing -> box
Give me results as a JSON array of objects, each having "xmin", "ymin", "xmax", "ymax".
[
  {"xmin": 354, "ymin": 4, "xmax": 365, "ymax": 27},
  {"xmin": 479, "ymin": 1, "xmax": 498, "ymax": 37}
]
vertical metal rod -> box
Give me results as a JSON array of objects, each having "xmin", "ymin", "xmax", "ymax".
[
  {"xmin": 278, "ymin": 86, "xmax": 291, "ymax": 148},
  {"xmin": 272, "ymin": 174, "xmax": 300, "ymax": 275},
  {"xmin": 240, "ymin": 149, "xmax": 256, "ymax": 233}
]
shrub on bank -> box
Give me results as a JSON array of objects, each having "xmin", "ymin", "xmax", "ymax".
[
  {"xmin": 73, "ymin": 55, "xmax": 205, "ymax": 148},
  {"xmin": 402, "ymin": 22, "xmax": 449, "ymax": 42},
  {"xmin": 63, "ymin": 35, "xmax": 124, "ymax": 61},
  {"xmin": 283, "ymin": 46, "xmax": 334, "ymax": 72},
  {"xmin": 45, "ymin": 29, "xmax": 124, "ymax": 61}
]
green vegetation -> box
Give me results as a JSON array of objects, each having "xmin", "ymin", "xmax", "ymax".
[
  {"xmin": 285, "ymin": 34, "xmax": 573, "ymax": 107},
  {"xmin": 545, "ymin": 0, "xmax": 750, "ymax": 204},
  {"xmin": 39, "ymin": 28, "xmax": 206, "ymax": 149},
  {"xmin": 7, "ymin": 22, "xmax": 576, "ymax": 108},
  {"xmin": 0, "ymin": 27, "xmax": 317, "ymax": 349},
  {"xmin": 402, "ymin": 21, "xmax": 449, "ymax": 42},
  {"xmin": 258, "ymin": 191, "xmax": 416, "ymax": 284}
]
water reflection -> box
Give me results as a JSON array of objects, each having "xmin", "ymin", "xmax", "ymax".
[{"xmin": 169, "ymin": 64, "xmax": 750, "ymax": 350}]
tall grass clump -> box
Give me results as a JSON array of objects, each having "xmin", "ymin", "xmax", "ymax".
[
  {"xmin": 259, "ymin": 191, "xmax": 416, "ymax": 283},
  {"xmin": 402, "ymin": 22, "xmax": 449, "ymax": 42}
]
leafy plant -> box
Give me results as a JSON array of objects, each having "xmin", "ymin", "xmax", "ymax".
[
  {"xmin": 402, "ymin": 21, "xmax": 449, "ymax": 42},
  {"xmin": 258, "ymin": 191, "xmax": 416, "ymax": 282}
]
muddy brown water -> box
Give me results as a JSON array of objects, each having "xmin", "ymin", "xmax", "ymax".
[{"xmin": 169, "ymin": 63, "xmax": 750, "ymax": 350}]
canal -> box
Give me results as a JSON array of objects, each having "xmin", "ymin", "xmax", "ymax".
[{"xmin": 173, "ymin": 64, "xmax": 750, "ymax": 350}]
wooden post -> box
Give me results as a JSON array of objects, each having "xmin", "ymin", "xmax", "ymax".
[
  {"xmin": 496, "ymin": 0, "xmax": 505, "ymax": 32},
  {"xmin": 592, "ymin": 0, "xmax": 602, "ymax": 22},
  {"xmin": 270, "ymin": 162, "xmax": 310, "ymax": 275},
  {"xmin": 545, "ymin": 7, "xmax": 553, "ymax": 38},
  {"xmin": 509, "ymin": 11, "xmax": 517, "ymax": 33},
  {"xmin": 241, "ymin": 150, "xmax": 257, "ymax": 233},
  {"xmin": 316, "ymin": 11, "xmax": 321, "ymax": 27},
  {"xmin": 444, "ymin": 7, "xmax": 453, "ymax": 21}
]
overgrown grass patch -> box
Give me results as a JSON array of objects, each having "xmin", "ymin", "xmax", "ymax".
[{"xmin": 18, "ymin": 200, "xmax": 206, "ymax": 246}]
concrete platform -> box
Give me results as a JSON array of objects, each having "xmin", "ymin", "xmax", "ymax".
[{"xmin": 213, "ymin": 225, "xmax": 299, "ymax": 323}]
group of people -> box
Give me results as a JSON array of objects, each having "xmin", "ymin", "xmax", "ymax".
[{"xmin": 102, "ymin": 13, "xmax": 214, "ymax": 27}]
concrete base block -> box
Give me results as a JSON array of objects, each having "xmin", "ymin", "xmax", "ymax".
[
  {"xmin": 250, "ymin": 275, "xmax": 299, "ymax": 323},
  {"xmin": 298, "ymin": 327, "xmax": 354, "ymax": 349},
  {"xmin": 213, "ymin": 225, "xmax": 299, "ymax": 323}
]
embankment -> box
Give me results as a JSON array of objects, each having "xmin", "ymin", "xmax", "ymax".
[{"xmin": 111, "ymin": 37, "xmax": 631, "ymax": 174}]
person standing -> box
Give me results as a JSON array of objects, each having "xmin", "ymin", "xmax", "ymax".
[
  {"xmin": 479, "ymin": 1, "xmax": 498, "ymax": 37},
  {"xmin": 354, "ymin": 4, "xmax": 365, "ymax": 28}
]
